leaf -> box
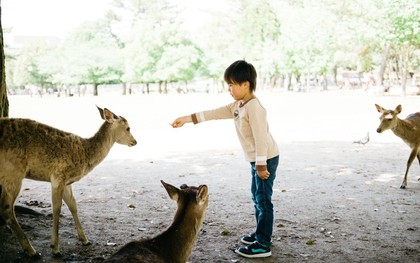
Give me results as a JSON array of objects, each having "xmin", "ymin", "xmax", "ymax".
[
  {"xmin": 306, "ymin": 239, "xmax": 316, "ymax": 245},
  {"xmin": 221, "ymin": 229, "xmax": 231, "ymax": 236}
]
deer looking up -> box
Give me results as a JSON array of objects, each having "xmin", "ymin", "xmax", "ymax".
[
  {"xmin": 0, "ymin": 106, "xmax": 137, "ymax": 258},
  {"xmin": 375, "ymin": 104, "xmax": 420, "ymax": 189},
  {"xmin": 104, "ymin": 180, "xmax": 209, "ymax": 263}
]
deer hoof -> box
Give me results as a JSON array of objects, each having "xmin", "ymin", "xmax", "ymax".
[
  {"xmin": 52, "ymin": 251, "xmax": 63, "ymax": 258},
  {"xmin": 400, "ymin": 185, "xmax": 407, "ymax": 189},
  {"xmin": 82, "ymin": 240, "xmax": 92, "ymax": 246},
  {"xmin": 29, "ymin": 252, "xmax": 42, "ymax": 259}
]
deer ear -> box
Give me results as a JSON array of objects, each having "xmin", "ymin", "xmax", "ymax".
[
  {"xmin": 375, "ymin": 104, "xmax": 384, "ymax": 113},
  {"xmin": 196, "ymin": 185, "xmax": 208, "ymax": 205},
  {"xmin": 102, "ymin": 108, "xmax": 120, "ymax": 123},
  {"xmin": 395, "ymin": 105, "xmax": 402, "ymax": 114},
  {"xmin": 161, "ymin": 180, "xmax": 179, "ymax": 201},
  {"xmin": 97, "ymin": 105, "xmax": 105, "ymax": 119}
]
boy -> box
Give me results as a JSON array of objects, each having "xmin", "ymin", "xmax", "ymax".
[{"xmin": 171, "ymin": 60, "xmax": 279, "ymax": 258}]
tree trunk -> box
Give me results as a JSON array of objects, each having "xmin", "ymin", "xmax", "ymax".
[
  {"xmin": 76, "ymin": 84, "xmax": 81, "ymax": 96},
  {"xmin": 93, "ymin": 83, "xmax": 98, "ymax": 96},
  {"xmin": 122, "ymin": 82, "xmax": 127, "ymax": 95},
  {"xmin": 163, "ymin": 80, "xmax": 168, "ymax": 94},
  {"xmin": 0, "ymin": 3, "xmax": 9, "ymax": 117},
  {"xmin": 377, "ymin": 42, "xmax": 390, "ymax": 86},
  {"xmin": 400, "ymin": 47, "xmax": 409, "ymax": 97},
  {"xmin": 332, "ymin": 64, "xmax": 338, "ymax": 87},
  {"xmin": 287, "ymin": 72, "xmax": 292, "ymax": 91},
  {"xmin": 322, "ymin": 74, "xmax": 328, "ymax": 91},
  {"xmin": 270, "ymin": 75, "xmax": 277, "ymax": 89},
  {"xmin": 0, "ymin": 2, "xmax": 8, "ymax": 217}
]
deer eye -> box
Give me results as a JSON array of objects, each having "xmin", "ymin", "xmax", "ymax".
[{"xmin": 126, "ymin": 127, "xmax": 130, "ymax": 132}]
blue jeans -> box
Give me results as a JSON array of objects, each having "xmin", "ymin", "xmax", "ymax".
[{"xmin": 250, "ymin": 155, "xmax": 279, "ymax": 247}]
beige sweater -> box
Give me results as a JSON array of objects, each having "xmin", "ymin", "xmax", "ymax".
[{"xmin": 191, "ymin": 97, "xmax": 279, "ymax": 171}]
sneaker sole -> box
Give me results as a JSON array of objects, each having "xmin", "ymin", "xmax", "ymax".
[
  {"xmin": 240, "ymin": 239, "xmax": 255, "ymax": 245},
  {"xmin": 234, "ymin": 248, "xmax": 272, "ymax": 258},
  {"xmin": 240, "ymin": 238, "xmax": 273, "ymax": 245}
]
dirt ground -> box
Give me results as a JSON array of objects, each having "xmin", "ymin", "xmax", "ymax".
[{"xmin": 0, "ymin": 90, "xmax": 419, "ymax": 262}]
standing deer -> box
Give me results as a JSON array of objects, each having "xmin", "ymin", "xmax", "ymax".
[
  {"xmin": 0, "ymin": 106, "xmax": 137, "ymax": 258},
  {"xmin": 104, "ymin": 180, "xmax": 209, "ymax": 263},
  {"xmin": 375, "ymin": 104, "xmax": 420, "ymax": 189}
]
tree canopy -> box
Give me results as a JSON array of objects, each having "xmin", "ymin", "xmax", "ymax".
[{"xmin": 4, "ymin": 0, "xmax": 420, "ymax": 95}]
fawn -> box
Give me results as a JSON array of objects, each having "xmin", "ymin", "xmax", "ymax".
[
  {"xmin": 375, "ymin": 104, "xmax": 420, "ymax": 189},
  {"xmin": 0, "ymin": 106, "xmax": 137, "ymax": 258},
  {"xmin": 104, "ymin": 180, "xmax": 209, "ymax": 263}
]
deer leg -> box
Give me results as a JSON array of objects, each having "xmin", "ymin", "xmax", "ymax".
[
  {"xmin": 50, "ymin": 182, "xmax": 64, "ymax": 257},
  {"xmin": 63, "ymin": 185, "xmax": 90, "ymax": 245},
  {"xmin": 417, "ymin": 153, "xmax": 420, "ymax": 181},
  {"xmin": 401, "ymin": 149, "xmax": 419, "ymax": 189},
  {"xmin": 0, "ymin": 180, "xmax": 40, "ymax": 258}
]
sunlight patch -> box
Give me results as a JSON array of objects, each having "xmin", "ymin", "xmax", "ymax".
[
  {"xmin": 336, "ymin": 168, "xmax": 353, "ymax": 176},
  {"xmin": 374, "ymin": 173, "xmax": 397, "ymax": 182}
]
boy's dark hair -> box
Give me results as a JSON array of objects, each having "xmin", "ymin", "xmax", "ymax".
[{"xmin": 224, "ymin": 60, "xmax": 257, "ymax": 92}]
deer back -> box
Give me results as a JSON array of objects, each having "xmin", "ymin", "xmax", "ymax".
[{"xmin": 0, "ymin": 107, "xmax": 137, "ymax": 183}]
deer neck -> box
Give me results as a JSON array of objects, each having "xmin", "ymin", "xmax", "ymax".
[
  {"xmin": 391, "ymin": 118, "xmax": 416, "ymax": 142},
  {"xmin": 84, "ymin": 122, "xmax": 115, "ymax": 171},
  {"xmin": 152, "ymin": 206, "xmax": 205, "ymax": 263}
]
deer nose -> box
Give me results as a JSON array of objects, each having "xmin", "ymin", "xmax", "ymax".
[
  {"xmin": 130, "ymin": 140, "xmax": 137, "ymax": 146},
  {"xmin": 376, "ymin": 128, "xmax": 382, "ymax": 133}
]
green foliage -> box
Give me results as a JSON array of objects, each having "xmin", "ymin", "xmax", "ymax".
[
  {"xmin": 12, "ymin": 40, "xmax": 55, "ymax": 87},
  {"xmin": 382, "ymin": 0, "xmax": 420, "ymax": 48},
  {"xmin": 5, "ymin": 0, "xmax": 420, "ymax": 92},
  {"xmin": 121, "ymin": 1, "xmax": 204, "ymax": 85},
  {"xmin": 36, "ymin": 19, "xmax": 124, "ymax": 90}
]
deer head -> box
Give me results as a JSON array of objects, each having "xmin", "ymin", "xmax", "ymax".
[
  {"xmin": 375, "ymin": 104, "xmax": 402, "ymax": 133},
  {"xmin": 161, "ymin": 180, "xmax": 208, "ymax": 209},
  {"xmin": 97, "ymin": 106, "xmax": 137, "ymax": 147}
]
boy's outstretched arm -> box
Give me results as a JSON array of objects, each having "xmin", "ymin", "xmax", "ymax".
[{"xmin": 171, "ymin": 115, "xmax": 192, "ymax": 128}]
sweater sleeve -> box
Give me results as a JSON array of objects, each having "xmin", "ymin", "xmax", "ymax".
[
  {"xmin": 192, "ymin": 103, "xmax": 236, "ymax": 124},
  {"xmin": 248, "ymin": 100, "xmax": 269, "ymax": 170}
]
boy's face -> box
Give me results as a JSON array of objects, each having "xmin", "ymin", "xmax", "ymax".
[{"xmin": 228, "ymin": 81, "xmax": 250, "ymax": 101}]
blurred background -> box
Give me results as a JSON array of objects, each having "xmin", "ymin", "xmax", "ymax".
[{"xmin": 2, "ymin": 0, "xmax": 420, "ymax": 97}]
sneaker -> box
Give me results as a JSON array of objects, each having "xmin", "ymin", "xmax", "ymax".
[
  {"xmin": 241, "ymin": 234, "xmax": 256, "ymax": 245},
  {"xmin": 235, "ymin": 241, "xmax": 272, "ymax": 258}
]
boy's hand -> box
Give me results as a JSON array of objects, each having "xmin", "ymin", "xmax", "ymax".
[
  {"xmin": 257, "ymin": 169, "xmax": 270, "ymax": 180},
  {"xmin": 171, "ymin": 115, "xmax": 191, "ymax": 128}
]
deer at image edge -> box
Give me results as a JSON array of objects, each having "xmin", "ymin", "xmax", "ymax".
[
  {"xmin": 0, "ymin": 106, "xmax": 137, "ymax": 258},
  {"xmin": 375, "ymin": 104, "xmax": 420, "ymax": 189}
]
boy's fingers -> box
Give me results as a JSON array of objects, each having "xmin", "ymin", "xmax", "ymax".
[{"xmin": 171, "ymin": 121, "xmax": 181, "ymax": 128}]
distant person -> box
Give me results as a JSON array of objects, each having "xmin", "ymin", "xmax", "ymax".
[{"xmin": 171, "ymin": 60, "xmax": 279, "ymax": 258}]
